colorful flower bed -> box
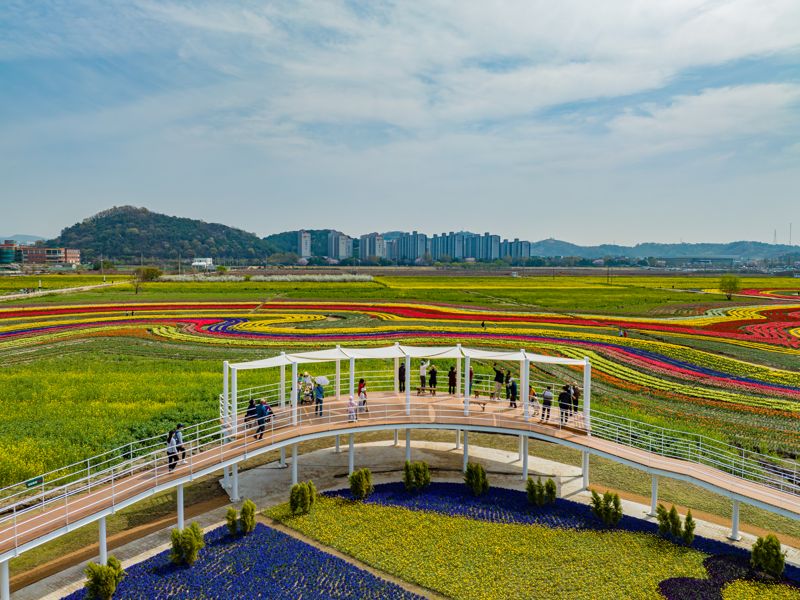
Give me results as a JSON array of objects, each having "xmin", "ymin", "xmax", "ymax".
[
  {"xmin": 268, "ymin": 483, "xmax": 800, "ymax": 600},
  {"xmin": 62, "ymin": 522, "xmax": 422, "ymax": 600}
]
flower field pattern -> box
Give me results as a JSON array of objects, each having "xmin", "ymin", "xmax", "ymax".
[
  {"xmin": 62, "ymin": 522, "xmax": 423, "ymax": 600},
  {"xmin": 270, "ymin": 483, "xmax": 800, "ymax": 600}
]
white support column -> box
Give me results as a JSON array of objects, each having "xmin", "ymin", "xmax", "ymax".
[
  {"xmin": 280, "ymin": 354, "xmax": 286, "ymax": 407},
  {"xmin": 349, "ymin": 357, "xmax": 355, "ymax": 399},
  {"xmin": 521, "ymin": 436, "xmax": 529, "ymax": 481},
  {"xmin": 393, "ymin": 343, "xmax": 400, "ymax": 394},
  {"xmin": 291, "ymin": 362, "xmax": 298, "ymax": 426},
  {"xmin": 1, "ymin": 560, "xmax": 8, "ymax": 600},
  {"xmin": 405, "ymin": 429, "xmax": 411, "ymax": 462},
  {"xmin": 98, "ymin": 516, "xmax": 108, "ymax": 565},
  {"xmin": 455, "ymin": 429, "xmax": 460, "ymax": 449},
  {"xmin": 394, "ymin": 429, "xmax": 399, "ymax": 446},
  {"xmin": 335, "ymin": 434, "xmax": 340, "ymax": 453},
  {"xmin": 729, "ymin": 499, "xmax": 742, "ymax": 541},
  {"xmin": 462, "ymin": 431, "xmax": 469, "ymax": 472},
  {"xmin": 280, "ymin": 448, "xmax": 286, "ymax": 467},
  {"xmin": 291, "ymin": 444, "xmax": 298, "ymax": 485},
  {"xmin": 518, "ymin": 435, "xmax": 524, "ymax": 461},
  {"xmin": 456, "ymin": 344, "xmax": 462, "ymax": 396},
  {"xmin": 582, "ymin": 451, "xmax": 590, "ymax": 490},
  {"xmin": 522, "ymin": 357, "xmax": 530, "ymax": 421},
  {"xmin": 348, "ymin": 434, "xmax": 355, "ymax": 475},
  {"xmin": 463, "ymin": 356, "xmax": 471, "ymax": 415},
  {"xmin": 335, "ymin": 357, "xmax": 341, "ymax": 400},
  {"xmin": 231, "ymin": 368, "xmax": 238, "ymax": 436},
  {"xmin": 649, "ymin": 474, "xmax": 659, "ymax": 516},
  {"xmin": 231, "ymin": 463, "xmax": 240, "ymax": 502},
  {"xmin": 222, "ymin": 361, "xmax": 230, "ymax": 489},
  {"xmin": 583, "ymin": 357, "xmax": 592, "ymax": 434},
  {"xmin": 177, "ymin": 483, "xmax": 184, "ymax": 530},
  {"xmin": 404, "ymin": 355, "xmax": 411, "ymax": 416}
]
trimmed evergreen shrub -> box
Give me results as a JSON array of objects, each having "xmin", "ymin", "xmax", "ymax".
[
  {"xmin": 668, "ymin": 505, "xmax": 682, "ymax": 538},
  {"xmin": 751, "ymin": 534, "xmax": 785, "ymax": 579},
  {"xmin": 526, "ymin": 477, "xmax": 545, "ymax": 506},
  {"xmin": 307, "ymin": 481, "xmax": 318, "ymax": 508},
  {"xmin": 464, "ymin": 462, "xmax": 489, "ymax": 497},
  {"xmin": 349, "ymin": 468, "xmax": 374, "ymax": 500},
  {"xmin": 84, "ymin": 555, "xmax": 126, "ymax": 600},
  {"xmin": 656, "ymin": 503, "xmax": 670, "ymax": 536},
  {"xmin": 544, "ymin": 478, "xmax": 557, "ymax": 503},
  {"xmin": 240, "ymin": 499, "xmax": 257, "ymax": 534},
  {"xmin": 289, "ymin": 483, "xmax": 316, "ymax": 515},
  {"xmin": 682, "ymin": 510, "xmax": 696, "ymax": 546},
  {"xmin": 589, "ymin": 490, "xmax": 622, "ymax": 527},
  {"xmin": 225, "ymin": 507, "xmax": 239, "ymax": 536},
  {"xmin": 403, "ymin": 461, "xmax": 432, "ymax": 492},
  {"xmin": 169, "ymin": 522, "xmax": 205, "ymax": 566}
]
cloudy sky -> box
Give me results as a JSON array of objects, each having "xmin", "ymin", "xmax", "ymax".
[{"xmin": 1, "ymin": 1, "xmax": 799, "ymax": 244}]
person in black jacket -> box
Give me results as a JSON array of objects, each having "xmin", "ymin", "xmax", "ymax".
[
  {"xmin": 429, "ymin": 365, "xmax": 438, "ymax": 396},
  {"xmin": 504, "ymin": 369, "xmax": 511, "ymax": 399},
  {"xmin": 448, "ymin": 366, "xmax": 457, "ymax": 394},
  {"xmin": 558, "ymin": 385, "xmax": 572, "ymax": 426},
  {"xmin": 244, "ymin": 399, "xmax": 257, "ymax": 433},
  {"xmin": 492, "ymin": 363, "xmax": 504, "ymax": 399},
  {"xmin": 399, "ymin": 362, "xmax": 406, "ymax": 392},
  {"xmin": 508, "ymin": 377, "xmax": 518, "ymax": 408}
]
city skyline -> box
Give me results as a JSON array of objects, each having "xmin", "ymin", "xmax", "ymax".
[{"xmin": 2, "ymin": 1, "xmax": 800, "ymax": 244}]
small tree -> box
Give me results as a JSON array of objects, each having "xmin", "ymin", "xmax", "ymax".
[
  {"xmin": 132, "ymin": 266, "xmax": 162, "ymax": 294},
  {"xmin": 544, "ymin": 478, "xmax": 557, "ymax": 503},
  {"xmin": 349, "ymin": 468, "xmax": 374, "ymax": 500},
  {"xmin": 656, "ymin": 503, "xmax": 671, "ymax": 536},
  {"xmin": 225, "ymin": 507, "xmax": 239, "ymax": 535},
  {"xmin": 682, "ymin": 510, "xmax": 695, "ymax": 546},
  {"xmin": 668, "ymin": 505, "xmax": 682, "ymax": 538},
  {"xmin": 464, "ymin": 462, "xmax": 489, "ymax": 497},
  {"xmin": 240, "ymin": 499, "xmax": 257, "ymax": 533},
  {"xmin": 169, "ymin": 522, "xmax": 205, "ymax": 566},
  {"xmin": 719, "ymin": 275, "xmax": 741, "ymax": 300},
  {"xmin": 751, "ymin": 534, "xmax": 785, "ymax": 579},
  {"xmin": 306, "ymin": 481, "xmax": 317, "ymax": 509},
  {"xmin": 526, "ymin": 477, "xmax": 545, "ymax": 506},
  {"xmin": 290, "ymin": 482, "xmax": 315, "ymax": 514},
  {"xmin": 403, "ymin": 461, "xmax": 432, "ymax": 492},
  {"xmin": 590, "ymin": 490, "xmax": 623, "ymax": 527},
  {"xmin": 84, "ymin": 555, "xmax": 126, "ymax": 600}
]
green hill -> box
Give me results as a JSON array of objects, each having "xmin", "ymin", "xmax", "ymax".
[
  {"xmin": 263, "ymin": 229, "xmax": 340, "ymax": 256},
  {"xmin": 48, "ymin": 206, "xmax": 275, "ymax": 262}
]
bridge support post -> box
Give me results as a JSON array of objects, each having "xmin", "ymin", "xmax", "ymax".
[
  {"xmin": 98, "ymin": 516, "xmax": 108, "ymax": 565},
  {"xmin": 405, "ymin": 430, "xmax": 411, "ymax": 462},
  {"xmin": 222, "ymin": 361, "xmax": 230, "ymax": 490},
  {"xmin": 280, "ymin": 448, "xmax": 286, "ymax": 467},
  {"xmin": 521, "ymin": 436, "xmax": 529, "ymax": 481},
  {"xmin": 462, "ymin": 432, "xmax": 469, "ymax": 472},
  {"xmin": 582, "ymin": 451, "xmax": 590, "ymax": 490},
  {"xmin": 291, "ymin": 445, "xmax": 298, "ymax": 486},
  {"xmin": 728, "ymin": 499, "xmax": 741, "ymax": 541},
  {"xmin": 394, "ymin": 429, "xmax": 399, "ymax": 446},
  {"xmin": 404, "ymin": 355, "xmax": 411, "ymax": 416},
  {"xmin": 335, "ymin": 435, "xmax": 340, "ymax": 453},
  {"xmin": 231, "ymin": 464, "xmax": 240, "ymax": 502},
  {"xmin": 455, "ymin": 429, "xmax": 460, "ymax": 449},
  {"xmin": 518, "ymin": 435, "xmax": 524, "ymax": 462},
  {"xmin": 648, "ymin": 475, "xmax": 658, "ymax": 516},
  {"xmin": 1, "ymin": 559, "xmax": 9, "ymax": 600},
  {"xmin": 291, "ymin": 362, "xmax": 298, "ymax": 426},
  {"xmin": 393, "ymin": 348, "xmax": 400, "ymax": 394},
  {"xmin": 280, "ymin": 356, "xmax": 287, "ymax": 467},
  {"xmin": 456, "ymin": 344, "xmax": 462, "ymax": 396},
  {"xmin": 177, "ymin": 483, "xmax": 184, "ymax": 530},
  {"xmin": 463, "ymin": 356, "xmax": 471, "ymax": 416},
  {"xmin": 348, "ymin": 434, "xmax": 355, "ymax": 475}
]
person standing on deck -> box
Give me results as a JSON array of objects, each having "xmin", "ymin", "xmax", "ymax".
[
  {"xmin": 508, "ymin": 377, "xmax": 518, "ymax": 408},
  {"xmin": 399, "ymin": 361, "xmax": 406, "ymax": 393},
  {"xmin": 558, "ymin": 385, "xmax": 572, "ymax": 426},
  {"xmin": 166, "ymin": 429, "xmax": 178, "ymax": 472},
  {"xmin": 541, "ymin": 386, "xmax": 553, "ymax": 422},
  {"xmin": 314, "ymin": 382, "xmax": 324, "ymax": 418},
  {"xmin": 492, "ymin": 363, "xmax": 504, "ymax": 400},
  {"xmin": 419, "ymin": 360, "xmax": 430, "ymax": 391},
  {"xmin": 174, "ymin": 423, "xmax": 187, "ymax": 464},
  {"xmin": 428, "ymin": 365, "xmax": 438, "ymax": 396},
  {"xmin": 448, "ymin": 366, "xmax": 457, "ymax": 395}
]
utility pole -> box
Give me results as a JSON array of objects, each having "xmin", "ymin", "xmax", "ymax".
[{"xmin": 178, "ymin": 252, "xmax": 182, "ymax": 275}]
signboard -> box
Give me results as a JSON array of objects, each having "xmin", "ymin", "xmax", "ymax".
[{"xmin": 25, "ymin": 476, "xmax": 43, "ymax": 488}]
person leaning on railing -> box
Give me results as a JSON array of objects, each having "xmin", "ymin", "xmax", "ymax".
[
  {"xmin": 175, "ymin": 423, "xmax": 187, "ymax": 464},
  {"xmin": 166, "ymin": 429, "xmax": 178, "ymax": 472},
  {"xmin": 540, "ymin": 386, "xmax": 553, "ymax": 422}
]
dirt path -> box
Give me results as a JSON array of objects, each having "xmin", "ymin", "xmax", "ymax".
[{"xmin": 259, "ymin": 516, "xmax": 447, "ymax": 599}]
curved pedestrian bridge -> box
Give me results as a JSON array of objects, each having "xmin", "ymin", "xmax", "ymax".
[{"xmin": 0, "ymin": 392, "xmax": 797, "ymax": 570}]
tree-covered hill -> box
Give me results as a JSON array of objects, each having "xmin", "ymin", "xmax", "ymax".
[
  {"xmin": 48, "ymin": 206, "xmax": 276, "ymax": 261},
  {"xmin": 263, "ymin": 229, "xmax": 340, "ymax": 256}
]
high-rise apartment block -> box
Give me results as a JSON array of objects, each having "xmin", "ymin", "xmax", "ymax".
[
  {"xmin": 297, "ymin": 230, "xmax": 312, "ymax": 258},
  {"xmin": 359, "ymin": 233, "xmax": 386, "ymax": 260},
  {"xmin": 327, "ymin": 232, "xmax": 353, "ymax": 260}
]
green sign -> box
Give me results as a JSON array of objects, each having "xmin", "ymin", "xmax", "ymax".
[{"xmin": 25, "ymin": 476, "xmax": 43, "ymax": 488}]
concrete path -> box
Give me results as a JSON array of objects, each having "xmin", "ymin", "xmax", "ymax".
[
  {"xmin": 17, "ymin": 440, "xmax": 799, "ymax": 600},
  {"xmin": 0, "ymin": 281, "xmax": 123, "ymax": 303}
]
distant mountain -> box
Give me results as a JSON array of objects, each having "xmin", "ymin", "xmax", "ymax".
[
  {"xmin": 48, "ymin": 206, "xmax": 275, "ymax": 261},
  {"xmin": 1, "ymin": 234, "xmax": 44, "ymax": 244},
  {"xmin": 529, "ymin": 239, "xmax": 798, "ymax": 260}
]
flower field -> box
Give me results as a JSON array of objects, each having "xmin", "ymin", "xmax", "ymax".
[
  {"xmin": 268, "ymin": 483, "xmax": 800, "ymax": 600},
  {"xmin": 62, "ymin": 522, "xmax": 422, "ymax": 599}
]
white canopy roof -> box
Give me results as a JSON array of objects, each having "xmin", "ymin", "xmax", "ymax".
[{"xmin": 229, "ymin": 344, "xmax": 586, "ymax": 371}]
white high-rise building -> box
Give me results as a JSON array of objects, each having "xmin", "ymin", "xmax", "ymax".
[
  {"xmin": 327, "ymin": 232, "xmax": 353, "ymax": 260},
  {"xmin": 297, "ymin": 230, "xmax": 312, "ymax": 258},
  {"xmin": 359, "ymin": 233, "xmax": 386, "ymax": 260}
]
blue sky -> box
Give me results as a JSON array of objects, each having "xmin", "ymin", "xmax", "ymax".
[{"xmin": 1, "ymin": 0, "xmax": 799, "ymax": 245}]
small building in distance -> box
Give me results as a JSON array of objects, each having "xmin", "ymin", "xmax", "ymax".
[
  {"xmin": 0, "ymin": 240, "xmax": 81, "ymax": 265},
  {"xmin": 297, "ymin": 231, "xmax": 312, "ymax": 258},
  {"xmin": 191, "ymin": 257, "xmax": 214, "ymax": 270}
]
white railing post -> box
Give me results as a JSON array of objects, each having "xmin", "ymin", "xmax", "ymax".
[
  {"xmin": 463, "ymin": 356, "xmax": 471, "ymax": 416},
  {"xmin": 231, "ymin": 367, "xmax": 238, "ymax": 436},
  {"xmin": 177, "ymin": 483, "xmax": 184, "ymax": 530},
  {"xmin": 582, "ymin": 451, "xmax": 590, "ymax": 490},
  {"xmin": 222, "ymin": 361, "xmax": 229, "ymax": 426},
  {"xmin": 280, "ymin": 354, "xmax": 286, "ymax": 407},
  {"xmin": 393, "ymin": 343, "xmax": 400, "ymax": 394},
  {"xmin": 349, "ymin": 357, "xmax": 356, "ymax": 400},
  {"xmin": 335, "ymin": 347, "xmax": 341, "ymax": 400},
  {"xmin": 583, "ymin": 357, "xmax": 591, "ymax": 434}
]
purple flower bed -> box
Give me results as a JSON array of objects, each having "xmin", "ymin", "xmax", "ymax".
[
  {"xmin": 63, "ymin": 523, "xmax": 423, "ymax": 600},
  {"xmin": 327, "ymin": 482, "xmax": 800, "ymax": 585}
]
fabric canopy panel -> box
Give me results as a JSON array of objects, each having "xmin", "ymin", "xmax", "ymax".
[{"xmin": 229, "ymin": 344, "xmax": 586, "ymax": 370}]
